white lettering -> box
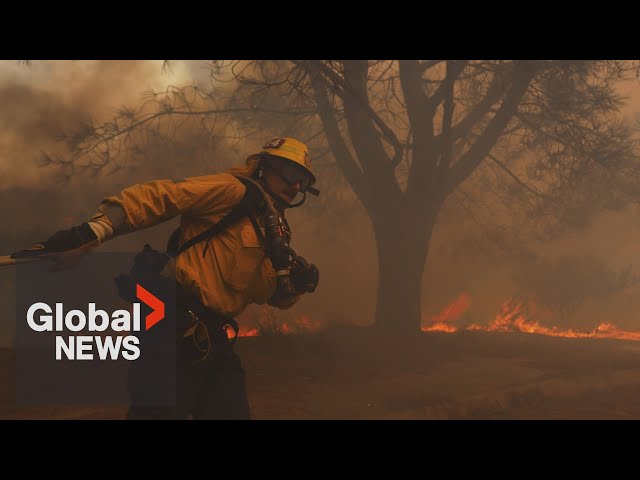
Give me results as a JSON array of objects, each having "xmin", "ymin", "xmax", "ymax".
[
  {"xmin": 65, "ymin": 310, "xmax": 86, "ymax": 332},
  {"xmin": 56, "ymin": 303, "xmax": 63, "ymax": 331},
  {"xmin": 88, "ymin": 303, "xmax": 109, "ymax": 332},
  {"xmin": 27, "ymin": 301, "xmax": 154, "ymax": 361},
  {"xmin": 133, "ymin": 303, "xmax": 141, "ymax": 331},
  {"xmin": 95, "ymin": 336, "xmax": 122, "ymax": 360},
  {"xmin": 122, "ymin": 336, "xmax": 140, "ymax": 360},
  {"xmin": 55, "ymin": 336, "xmax": 74, "ymax": 360},
  {"xmin": 111, "ymin": 310, "xmax": 131, "ymax": 331},
  {"xmin": 75, "ymin": 336, "xmax": 93, "ymax": 360},
  {"xmin": 26, "ymin": 302, "xmax": 52, "ymax": 332}
]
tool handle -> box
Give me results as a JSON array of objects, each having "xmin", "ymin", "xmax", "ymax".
[{"xmin": 0, "ymin": 255, "xmax": 40, "ymax": 267}]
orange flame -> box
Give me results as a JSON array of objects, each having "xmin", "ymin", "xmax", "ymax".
[
  {"xmin": 423, "ymin": 292, "xmax": 471, "ymax": 332},
  {"xmin": 280, "ymin": 314, "xmax": 323, "ymax": 335},
  {"xmin": 422, "ymin": 294, "xmax": 640, "ymax": 341},
  {"xmin": 422, "ymin": 322, "xmax": 458, "ymax": 333},
  {"xmin": 240, "ymin": 328, "xmax": 260, "ymax": 337},
  {"xmin": 237, "ymin": 307, "xmax": 323, "ymax": 337}
]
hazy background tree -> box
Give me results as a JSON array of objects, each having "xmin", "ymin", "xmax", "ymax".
[{"xmin": 39, "ymin": 60, "xmax": 640, "ymax": 335}]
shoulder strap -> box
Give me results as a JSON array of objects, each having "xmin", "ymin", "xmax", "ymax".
[
  {"xmin": 167, "ymin": 176, "xmax": 266, "ymax": 259},
  {"xmin": 175, "ymin": 202, "xmax": 248, "ymax": 258}
]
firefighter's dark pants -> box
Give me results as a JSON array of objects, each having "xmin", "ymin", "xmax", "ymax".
[{"xmin": 126, "ymin": 304, "xmax": 251, "ymax": 420}]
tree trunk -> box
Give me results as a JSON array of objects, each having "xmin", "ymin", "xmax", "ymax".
[{"xmin": 372, "ymin": 210, "xmax": 435, "ymax": 334}]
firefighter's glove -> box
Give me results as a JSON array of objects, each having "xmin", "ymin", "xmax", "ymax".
[
  {"xmin": 289, "ymin": 255, "xmax": 319, "ymax": 294},
  {"xmin": 11, "ymin": 222, "xmax": 99, "ymax": 269}
]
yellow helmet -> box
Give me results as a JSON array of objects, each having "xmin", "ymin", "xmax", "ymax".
[{"xmin": 259, "ymin": 137, "xmax": 316, "ymax": 186}]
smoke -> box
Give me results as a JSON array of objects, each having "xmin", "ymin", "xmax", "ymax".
[
  {"xmin": 2, "ymin": 61, "xmax": 640, "ymax": 347},
  {"xmin": 0, "ymin": 61, "xmax": 193, "ymax": 189},
  {"xmin": 0, "ymin": 60, "xmax": 224, "ymax": 346},
  {"xmin": 0, "ymin": 60, "xmax": 225, "ymax": 249}
]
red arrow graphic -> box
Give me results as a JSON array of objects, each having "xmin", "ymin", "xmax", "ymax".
[{"xmin": 136, "ymin": 283, "xmax": 165, "ymax": 330}]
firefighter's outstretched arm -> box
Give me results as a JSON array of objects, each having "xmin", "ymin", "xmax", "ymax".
[
  {"xmin": 90, "ymin": 176, "xmax": 244, "ymax": 239},
  {"xmin": 10, "ymin": 175, "xmax": 244, "ymax": 266}
]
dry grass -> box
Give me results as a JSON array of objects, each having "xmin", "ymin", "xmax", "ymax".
[{"xmin": 2, "ymin": 327, "xmax": 640, "ymax": 419}]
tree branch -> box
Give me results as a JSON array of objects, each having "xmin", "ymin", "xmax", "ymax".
[
  {"xmin": 298, "ymin": 60, "xmax": 404, "ymax": 167},
  {"xmin": 446, "ymin": 62, "xmax": 539, "ymax": 193},
  {"xmin": 437, "ymin": 61, "xmax": 458, "ymax": 178},
  {"xmin": 444, "ymin": 72, "xmax": 505, "ymax": 146},
  {"xmin": 487, "ymin": 153, "xmax": 554, "ymax": 201},
  {"xmin": 71, "ymin": 106, "xmax": 308, "ymax": 162},
  {"xmin": 339, "ymin": 61, "xmax": 402, "ymax": 198},
  {"xmin": 419, "ymin": 60, "xmax": 443, "ymax": 75},
  {"xmin": 426, "ymin": 61, "xmax": 468, "ymax": 113},
  {"xmin": 306, "ymin": 64, "xmax": 371, "ymax": 206},
  {"xmin": 399, "ymin": 60, "xmax": 438, "ymax": 201},
  {"xmin": 399, "ymin": 60, "xmax": 430, "ymax": 134}
]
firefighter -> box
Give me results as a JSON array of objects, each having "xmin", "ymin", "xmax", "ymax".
[{"xmin": 11, "ymin": 137, "xmax": 320, "ymax": 419}]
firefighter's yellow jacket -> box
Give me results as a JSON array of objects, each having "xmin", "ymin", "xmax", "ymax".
[{"xmin": 91, "ymin": 172, "xmax": 300, "ymax": 316}]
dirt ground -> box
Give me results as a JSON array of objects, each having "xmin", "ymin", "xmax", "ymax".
[{"xmin": 2, "ymin": 327, "xmax": 640, "ymax": 419}]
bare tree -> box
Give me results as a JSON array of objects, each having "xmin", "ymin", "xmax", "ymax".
[
  {"xmin": 52, "ymin": 60, "xmax": 640, "ymax": 334},
  {"xmin": 229, "ymin": 60, "xmax": 639, "ymax": 334}
]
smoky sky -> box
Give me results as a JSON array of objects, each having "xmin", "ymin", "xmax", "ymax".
[{"xmin": 2, "ymin": 60, "xmax": 640, "ymax": 348}]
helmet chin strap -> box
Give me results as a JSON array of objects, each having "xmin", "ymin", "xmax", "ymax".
[
  {"xmin": 256, "ymin": 174, "xmax": 307, "ymax": 209},
  {"xmin": 286, "ymin": 192, "xmax": 307, "ymax": 208}
]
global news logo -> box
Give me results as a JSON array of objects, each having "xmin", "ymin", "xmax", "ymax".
[{"xmin": 25, "ymin": 284, "xmax": 164, "ymax": 361}]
